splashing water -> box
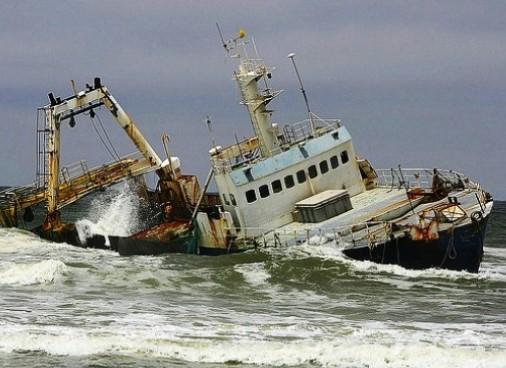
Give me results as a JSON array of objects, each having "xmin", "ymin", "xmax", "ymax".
[{"xmin": 75, "ymin": 181, "xmax": 143, "ymax": 241}]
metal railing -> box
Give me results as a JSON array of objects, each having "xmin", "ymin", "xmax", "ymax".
[
  {"xmin": 375, "ymin": 168, "xmax": 479, "ymax": 191},
  {"xmin": 282, "ymin": 113, "xmax": 341, "ymax": 145},
  {"xmin": 211, "ymin": 113, "xmax": 341, "ymax": 173},
  {"xmin": 211, "ymin": 147, "xmax": 261, "ymax": 174},
  {"xmin": 227, "ymin": 220, "xmax": 394, "ymax": 249}
]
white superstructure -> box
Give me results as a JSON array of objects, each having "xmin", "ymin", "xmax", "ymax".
[{"xmin": 208, "ymin": 32, "xmax": 366, "ymax": 236}]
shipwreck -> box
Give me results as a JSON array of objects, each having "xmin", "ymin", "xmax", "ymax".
[{"xmin": 0, "ymin": 30, "xmax": 493, "ymax": 273}]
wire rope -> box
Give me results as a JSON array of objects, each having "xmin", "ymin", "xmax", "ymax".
[
  {"xmin": 89, "ymin": 115, "xmax": 118, "ymax": 161},
  {"xmin": 95, "ymin": 113, "xmax": 121, "ymax": 161}
]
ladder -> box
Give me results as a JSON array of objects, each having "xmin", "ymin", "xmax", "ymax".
[{"xmin": 35, "ymin": 108, "xmax": 49, "ymax": 189}]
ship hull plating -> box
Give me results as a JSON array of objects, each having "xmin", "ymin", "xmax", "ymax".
[{"xmin": 342, "ymin": 216, "xmax": 489, "ymax": 273}]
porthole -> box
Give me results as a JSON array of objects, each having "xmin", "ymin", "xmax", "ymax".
[
  {"xmin": 272, "ymin": 180, "xmax": 282, "ymax": 193},
  {"xmin": 259, "ymin": 184, "xmax": 270, "ymax": 198},
  {"xmin": 330, "ymin": 155, "xmax": 339, "ymax": 169},
  {"xmin": 246, "ymin": 189, "xmax": 257, "ymax": 203},
  {"xmin": 297, "ymin": 170, "xmax": 306, "ymax": 183},
  {"xmin": 284, "ymin": 175, "xmax": 295, "ymax": 188},
  {"xmin": 308, "ymin": 165, "xmax": 318, "ymax": 179},
  {"xmin": 341, "ymin": 150, "xmax": 349, "ymax": 164},
  {"xmin": 320, "ymin": 160, "xmax": 329, "ymax": 174}
]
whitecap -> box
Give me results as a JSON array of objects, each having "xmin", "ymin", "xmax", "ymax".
[
  {"xmin": 0, "ymin": 259, "xmax": 67, "ymax": 286},
  {"xmin": 1, "ymin": 322, "xmax": 506, "ymax": 368},
  {"xmin": 234, "ymin": 262, "xmax": 270, "ymax": 286}
]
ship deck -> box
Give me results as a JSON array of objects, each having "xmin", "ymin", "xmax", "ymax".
[
  {"xmin": 281, "ymin": 187, "xmax": 408, "ymax": 231},
  {"xmin": 260, "ymin": 185, "xmax": 492, "ymax": 249}
]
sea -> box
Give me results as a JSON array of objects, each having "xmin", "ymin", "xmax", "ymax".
[{"xmin": 0, "ymin": 184, "xmax": 505, "ymax": 368}]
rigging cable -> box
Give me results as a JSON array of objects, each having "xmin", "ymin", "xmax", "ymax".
[
  {"xmin": 95, "ymin": 112, "xmax": 121, "ymax": 161},
  {"xmin": 89, "ymin": 115, "xmax": 118, "ymax": 161}
]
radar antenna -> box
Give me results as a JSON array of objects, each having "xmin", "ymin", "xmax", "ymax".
[
  {"xmin": 216, "ymin": 23, "xmax": 229, "ymax": 53},
  {"xmin": 288, "ymin": 52, "xmax": 315, "ymax": 135}
]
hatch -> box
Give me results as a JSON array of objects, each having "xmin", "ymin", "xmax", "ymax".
[{"xmin": 294, "ymin": 189, "xmax": 352, "ymax": 223}]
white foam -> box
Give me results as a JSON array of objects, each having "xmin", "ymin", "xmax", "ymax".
[
  {"xmin": 234, "ymin": 262, "xmax": 270, "ymax": 286},
  {"xmin": 285, "ymin": 240, "xmax": 506, "ymax": 282},
  {"xmin": 0, "ymin": 322, "xmax": 505, "ymax": 367},
  {"xmin": 75, "ymin": 182, "xmax": 141, "ymax": 241},
  {"xmin": 0, "ymin": 228, "xmax": 47, "ymax": 253},
  {"xmin": 0, "ymin": 259, "xmax": 67, "ymax": 286}
]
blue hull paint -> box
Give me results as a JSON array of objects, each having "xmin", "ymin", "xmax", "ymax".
[{"xmin": 342, "ymin": 216, "xmax": 489, "ymax": 273}]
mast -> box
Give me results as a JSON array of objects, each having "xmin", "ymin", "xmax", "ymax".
[
  {"xmin": 45, "ymin": 105, "xmax": 61, "ymax": 220},
  {"xmin": 227, "ymin": 30, "xmax": 281, "ymax": 158},
  {"xmin": 288, "ymin": 52, "xmax": 315, "ymax": 135}
]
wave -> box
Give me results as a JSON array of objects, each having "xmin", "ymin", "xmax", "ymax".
[
  {"xmin": 0, "ymin": 259, "xmax": 67, "ymax": 286},
  {"xmin": 234, "ymin": 262, "xmax": 271, "ymax": 286},
  {"xmin": 274, "ymin": 241, "xmax": 506, "ymax": 283},
  {"xmin": 0, "ymin": 322, "xmax": 505, "ymax": 367},
  {"xmin": 0, "ymin": 228, "xmax": 47, "ymax": 253}
]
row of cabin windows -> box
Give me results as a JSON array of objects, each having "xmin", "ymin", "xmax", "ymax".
[{"xmin": 244, "ymin": 150, "xmax": 350, "ymax": 204}]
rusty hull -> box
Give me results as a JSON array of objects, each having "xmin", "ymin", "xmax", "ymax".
[{"xmin": 0, "ymin": 156, "xmax": 154, "ymax": 228}]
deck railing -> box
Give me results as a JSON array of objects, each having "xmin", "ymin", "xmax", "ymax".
[
  {"xmin": 282, "ymin": 113, "xmax": 341, "ymax": 145},
  {"xmin": 211, "ymin": 113, "xmax": 341, "ymax": 173},
  {"xmin": 374, "ymin": 168, "xmax": 479, "ymax": 191},
  {"xmin": 227, "ymin": 220, "xmax": 393, "ymax": 249}
]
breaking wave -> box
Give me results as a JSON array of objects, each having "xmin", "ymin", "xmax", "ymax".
[
  {"xmin": 0, "ymin": 322, "xmax": 505, "ymax": 367},
  {"xmin": 276, "ymin": 241, "xmax": 506, "ymax": 283},
  {"xmin": 75, "ymin": 182, "xmax": 143, "ymax": 240},
  {"xmin": 0, "ymin": 259, "xmax": 67, "ymax": 286},
  {"xmin": 0, "ymin": 228, "xmax": 47, "ymax": 253},
  {"xmin": 234, "ymin": 262, "xmax": 271, "ymax": 286}
]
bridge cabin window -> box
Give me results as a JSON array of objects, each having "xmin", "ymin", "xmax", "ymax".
[
  {"xmin": 230, "ymin": 194, "xmax": 237, "ymax": 206},
  {"xmin": 297, "ymin": 170, "xmax": 306, "ymax": 183},
  {"xmin": 284, "ymin": 175, "xmax": 295, "ymax": 189},
  {"xmin": 246, "ymin": 189, "xmax": 257, "ymax": 203},
  {"xmin": 341, "ymin": 150, "xmax": 349, "ymax": 164},
  {"xmin": 223, "ymin": 194, "xmax": 230, "ymax": 205},
  {"xmin": 320, "ymin": 160, "xmax": 329, "ymax": 174},
  {"xmin": 330, "ymin": 155, "xmax": 339, "ymax": 169},
  {"xmin": 308, "ymin": 165, "xmax": 318, "ymax": 179},
  {"xmin": 272, "ymin": 180, "xmax": 282, "ymax": 193},
  {"xmin": 259, "ymin": 184, "xmax": 270, "ymax": 198}
]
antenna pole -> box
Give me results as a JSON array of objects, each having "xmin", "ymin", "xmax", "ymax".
[
  {"xmin": 288, "ymin": 52, "xmax": 315, "ymax": 135},
  {"xmin": 216, "ymin": 23, "xmax": 228, "ymax": 52},
  {"xmin": 205, "ymin": 115, "xmax": 217, "ymax": 148}
]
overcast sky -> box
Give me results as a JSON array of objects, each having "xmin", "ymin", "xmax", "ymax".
[{"xmin": 1, "ymin": 1, "xmax": 505, "ymax": 198}]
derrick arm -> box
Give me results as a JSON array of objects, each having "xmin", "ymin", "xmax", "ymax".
[{"xmin": 42, "ymin": 78, "xmax": 171, "ymax": 229}]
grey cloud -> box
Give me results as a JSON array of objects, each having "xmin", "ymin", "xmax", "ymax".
[{"xmin": 1, "ymin": 1, "xmax": 505, "ymax": 198}]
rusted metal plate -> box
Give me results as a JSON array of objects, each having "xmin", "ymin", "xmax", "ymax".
[
  {"xmin": 131, "ymin": 219, "xmax": 191, "ymax": 241},
  {"xmin": 0, "ymin": 156, "xmax": 155, "ymax": 227}
]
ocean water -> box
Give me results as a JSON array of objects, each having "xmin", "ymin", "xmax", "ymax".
[{"xmin": 0, "ymin": 186, "xmax": 505, "ymax": 368}]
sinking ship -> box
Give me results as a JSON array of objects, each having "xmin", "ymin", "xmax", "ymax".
[{"xmin": 0, "ymin": 30, "xmax": 493, "ymax": 273}]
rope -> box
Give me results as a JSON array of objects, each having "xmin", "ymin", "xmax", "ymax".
[
  {"xmin": 95, "ymin": 113, "xmax": 121, "ymax": 161},
  {"xmin": 440, "ymin": 225, "xmax": 457, "ymax": 268},
  {"xmin": 396, "ymin": 236, "xmax": 400, "ymax": 264},
  {"xmin": 471, "ymin": 211, "xmax": 485, "ymax": 265},
  {"xmin": 89, "ymin": 116, "xmax": 118, "ymax": 161}
]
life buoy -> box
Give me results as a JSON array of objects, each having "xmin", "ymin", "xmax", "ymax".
[{"xmin": 471, "ymin": 211, "xmax": 483, "ymax": 223}]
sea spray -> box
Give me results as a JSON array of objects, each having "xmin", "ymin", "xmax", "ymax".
[{"xmin": 75, "ymin": 181, "xmax": 145, "ymax": 242}]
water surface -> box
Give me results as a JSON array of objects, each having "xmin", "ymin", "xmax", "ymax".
[{"xmin": 0, "ymin": 187, "xmax": 505, "ymax": 367}]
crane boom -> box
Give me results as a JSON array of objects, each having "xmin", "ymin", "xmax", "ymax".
[{"xmin": 43, "ymin": 78, "xmax": 169, "ymax": 229}]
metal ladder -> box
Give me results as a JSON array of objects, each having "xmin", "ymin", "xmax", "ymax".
[{"xmin": 35, "ymin": 108, "xmax": 49, "ymax": 189}]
